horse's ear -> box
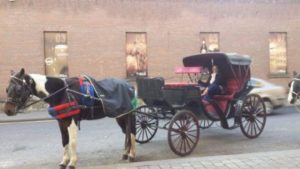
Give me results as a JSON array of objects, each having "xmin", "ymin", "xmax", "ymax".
[
  {"xmin": 293, "ymin": 71, "xmax": 298, "ymax": 77},
  {"xmin": 10, "ymin": 70, "xmax": 15, "ymax": 75},
  {"xmin": 20, "ymin": 68, "xmax": 25, "ymax": 76}
]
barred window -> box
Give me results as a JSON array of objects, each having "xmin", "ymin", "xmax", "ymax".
[
  {"xmin": 269, "ymin": 32, "xmax": 287, "ymax": 75},
  {"xmin": 44, "ymin": 31, "xmax": 68, "ymax": 77},
  {"xmin": 200, "ymin": 32, "xmax": 220, "ymax": 53},
  {"xmin": 126, "ymin": 32, "xmax": 147, "ymax": 77}
]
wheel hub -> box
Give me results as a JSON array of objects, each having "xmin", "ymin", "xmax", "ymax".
[{"xmin": 141, "ymin": 121, "xmax": 148, "ymax": 129}]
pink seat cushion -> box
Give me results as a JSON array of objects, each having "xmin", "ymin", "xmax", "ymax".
[
  {"xmin": 203, "ymin": 79, "xmax": 241, "ymax": 114},
  {"xmin": 175, "ymin": 66, "xmax": 202, "ymax": 74},
  {"xmin": 164, "ymin": 82, "xmax": 197, "ymax": 88}
]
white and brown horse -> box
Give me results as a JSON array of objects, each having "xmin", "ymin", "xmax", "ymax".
[
  {"xmin": 4, "ymin": 68, "xmax": 136, "ymax": 169},
  {"xmin": 288, "ymin": 71, "xmax": 300, "ymax": 104}
]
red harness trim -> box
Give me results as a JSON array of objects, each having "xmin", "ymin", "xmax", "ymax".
[
  {"xmin": 52, "ymin": 101, "xmax": 77, "ymax": 111},
  {"xmin": 79, "ymin": 77, "xmax": 83, "ymax": 86},
  {"xmin": 56, "ymin": 109, "xmax": 81, "ymax": 119},
  {"xmin": 48, "ymin": 101, "xmax": 80, "ymax": 120}
]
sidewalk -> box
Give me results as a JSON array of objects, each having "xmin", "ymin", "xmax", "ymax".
[
  {"xmin": 95, "ymin": 149, "xmax": 300, "ymax": 169},
  {"xmin": 0, "ymin": 109, "xmax": 51, "ymax": 123}
]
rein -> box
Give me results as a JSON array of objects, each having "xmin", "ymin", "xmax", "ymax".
[{"xmin": 21, "ymin": 85, "xmax": 70, "ymax": 109}]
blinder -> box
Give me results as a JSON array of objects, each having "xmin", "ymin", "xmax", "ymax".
[{"xmin": 6, "ymin": 76, "xmax": 33, "ymax": 109}]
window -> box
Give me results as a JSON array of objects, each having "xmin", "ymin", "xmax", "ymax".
[
  {"xmin": 126, "ymin": 32, "xmax": 147, "ymax": 77},
  {"xmin": 269, "ymin": 32, "xmax": 287, "ymax": 75},
  {"xmin": 199, "ymin": 32, "xmax": 220, "ymax": 53},
  {"xmin": 44, "ymin": 31, "xmax": 68, "ymax": 77}
]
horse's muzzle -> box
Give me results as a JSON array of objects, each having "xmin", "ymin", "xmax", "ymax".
[{"xmin": 4, "ymin": 101, "xmax": 17, "ymax": 116}]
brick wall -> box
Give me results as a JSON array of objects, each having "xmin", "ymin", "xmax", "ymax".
[{"xmin": 1, "ymin": 0, "xmax": 300, "ymax": 99}]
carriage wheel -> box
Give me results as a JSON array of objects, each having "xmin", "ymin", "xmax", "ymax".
[
  {"xmin": 239, "ymin": 94, "xmax": 267, "ymax": 139},
  {"xmin": 199, "ymin": 119, "xmax": 214, "ymax": 129},
  {"xmin": 168, "ymin": 110, "xmax": 200, "ymax": 156},
  {"xmin": 135, "ymin": 105, "xmax": 159, "ymax": 144}
]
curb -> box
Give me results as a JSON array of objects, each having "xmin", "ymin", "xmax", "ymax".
[{"xmin": 0, "ymin": 118, "xmax": 53, "ymax": 124}]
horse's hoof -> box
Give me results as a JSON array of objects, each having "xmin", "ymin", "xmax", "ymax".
[
  {"xmin": 68, "ymin": 166, "xmax": 76, "ymax": 169},
  {"xmin": 59, "ymin": 164, "xmax": 67, "ymax": 169},
  {"xmin": 122, "ymin": 154, "xmax": 128, "ymax": 160},
  {"xmin": 128, "ymin": 156, "xmax": 135, "ymax": 162}
]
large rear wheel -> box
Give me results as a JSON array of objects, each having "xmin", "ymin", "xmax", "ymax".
[
  {"xmin": 135, "ymin": 105, "xmax": 159, "ymax": 144},
  {"xmin": 168, "ymin": 110, "xmax": 200, "ymax": 156},
  {"xmin": 239, "ymin": 94, "xmax": 267, "ymax": 139}
]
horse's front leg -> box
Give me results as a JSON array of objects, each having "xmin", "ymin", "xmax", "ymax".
[
  {"xmin": 58, "ymin": 121, "xmax": 70, "ymax": 169},
  {"xmin": 128, "ymin": 133, "xmax": 136, "ymax": 162},
  {"xmin": 67, "ymin": 118, "xmax": 78, "ymax": 169}
]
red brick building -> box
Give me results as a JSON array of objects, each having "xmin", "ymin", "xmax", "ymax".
[{"xmin": 1, "ymin": 0, "xmax": 300, "ymax": 99}]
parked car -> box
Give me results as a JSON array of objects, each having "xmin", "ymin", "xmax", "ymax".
[{"xmin": 249, "ymin": 78, "xmax": 286, "ymax": 114}]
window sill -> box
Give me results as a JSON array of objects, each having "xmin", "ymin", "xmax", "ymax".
[{"xmin": 268, "ymin": 73, "xmax": 290, "ymax": 78}]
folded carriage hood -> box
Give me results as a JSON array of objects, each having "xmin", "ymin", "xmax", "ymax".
[{"xmin": 183, "ymin": 52, "xmax": 251, "ymax": 67}]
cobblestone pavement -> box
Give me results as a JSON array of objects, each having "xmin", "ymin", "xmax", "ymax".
[{"xmin": 95, "ymin": 149, "xmax": 300, "ymax": 169}]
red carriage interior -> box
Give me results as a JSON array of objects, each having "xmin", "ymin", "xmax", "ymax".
[{"xmin": 165, "ymin": 53, "xmax": 251, "ymax": 116}]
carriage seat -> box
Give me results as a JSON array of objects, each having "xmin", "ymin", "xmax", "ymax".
[
  {"xmin": 203, "ymin": 79, "xmax": 240, "ymax": 114},
  {"xmin": 213, "ymin": 79, "xmax": 240, "ymax": 101}
]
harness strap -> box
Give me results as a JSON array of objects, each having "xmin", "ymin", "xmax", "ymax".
[
  {"xmin": 21, "ymin": 85, "xmax": 69, "ymax": 109},
  {"xmin": 10, "ymin": 76, "xmax": 26, "ymax": 84}
]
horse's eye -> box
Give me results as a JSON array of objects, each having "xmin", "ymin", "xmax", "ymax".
[
  {"xmin": 15, "ymin": 85, "xmax": 22, "ymax": 92},
  {"xmin": 6, "ymin": 87, "xmax": 8, "ymax": 93}
]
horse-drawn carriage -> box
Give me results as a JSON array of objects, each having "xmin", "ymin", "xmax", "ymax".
[
  {"xmin": 4, "ymin": 52, "xmax": 267, "ymax": 169},
  {"xmin": 134, "ymin": 52, "xmax": 267, "ymax": 156}
]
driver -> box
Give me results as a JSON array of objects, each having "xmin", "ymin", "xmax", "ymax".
[{"xmin": 200, "ymin": 65, "xmax": 225, "ymax": 100}]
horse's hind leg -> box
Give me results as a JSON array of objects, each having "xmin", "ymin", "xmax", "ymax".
[{"xmin": 116, "ymin": 116, "xmax": 130, "ymax": 160}]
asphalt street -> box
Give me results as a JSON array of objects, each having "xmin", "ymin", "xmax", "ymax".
[{"xmin": 0, "ymin": 106, "xmax": 300, "ymax": 169}]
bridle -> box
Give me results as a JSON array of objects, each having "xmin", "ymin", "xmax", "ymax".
[
  {"xmin": 6, "ymin": 75, "xmax": 34, "ymax": 109},
  {"xmin": 6, "ymin": 75, "xmax": 69, "ymax": 111}
]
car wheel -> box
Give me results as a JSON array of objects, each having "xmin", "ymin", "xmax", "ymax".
[{"xmin": 264, "ymin": 100, "xmax": 273, "ymax": 115}]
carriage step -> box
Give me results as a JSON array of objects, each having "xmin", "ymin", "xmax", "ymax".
[{"xmin": 171, "ymin": 104, "xmax": 185, "ymax": 109}]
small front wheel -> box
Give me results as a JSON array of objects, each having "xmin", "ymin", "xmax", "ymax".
[
  {"xmin": 168, "ymin": 110, "xmax": 200, "ymax": 156},
  {"xmin": 135, "ymin": 106, "xmax": 159, "ymax": 144},
  {"xmin": 239, "ymin": 94, "xmax": 267, "ymax": 139}
]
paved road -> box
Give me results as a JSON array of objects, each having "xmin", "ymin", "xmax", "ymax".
[{"xmin": 0, "ymin": 106, "xmax": 300, "ymax": 169}]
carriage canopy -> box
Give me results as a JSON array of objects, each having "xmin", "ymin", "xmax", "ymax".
[{"xmin": 182, "ymin": 52, "xmax": 251, "ymax": 81}]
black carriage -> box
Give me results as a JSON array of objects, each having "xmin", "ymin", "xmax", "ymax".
[{"xmin": 134, "ymin": 52, "xmax": 267, "ymax": 156}]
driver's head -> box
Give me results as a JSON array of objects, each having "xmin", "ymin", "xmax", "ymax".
[{"xmin": 212, "ymin": 65, "xmax": 219, "ymax": 73}]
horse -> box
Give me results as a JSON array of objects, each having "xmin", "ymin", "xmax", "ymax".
[
  {"xmin": 3, "ymin": 68, "xmax": 136, "ymax": 169},
  {"xmin": 288, "ymin": 71, "xmax": 300, "ymax": 104}
]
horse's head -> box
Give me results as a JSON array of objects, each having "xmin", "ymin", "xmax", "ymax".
[
  {"xmin": 288, "ymin": 71, "xmax": 300, "ymax": 104},
  {"xmin": 4, "ymin": 68, "xmax": 33, "ymax": 116}
]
